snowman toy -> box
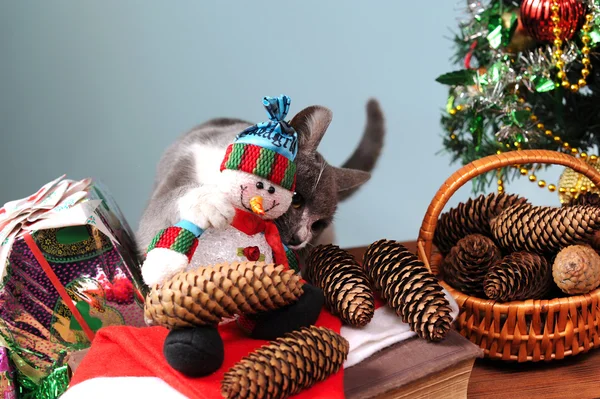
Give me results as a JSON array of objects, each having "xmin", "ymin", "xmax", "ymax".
[{"xmin": 141, "ymin": 95, "xmax": 325, "ymax": 377}]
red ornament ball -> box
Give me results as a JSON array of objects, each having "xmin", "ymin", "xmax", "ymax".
[{"xmin": 520, "ymin": 0, "xmax": 586, "ymax": 42}]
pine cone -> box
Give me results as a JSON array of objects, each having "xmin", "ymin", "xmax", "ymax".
[
  {"xmin": 306, "ymin": 245, "xmax": 375, "ymax": 327},
  {"xmin": 566, "ymin": 192, "xmax": 600, "ymax": 207},
  {"xmin": 483, "ymin": 252, "xmax": 552, "ymax": 301},
  {"xmin": 363, "ymin": 239, "xmax": 453, "ymax": 342},
  {"xmin": 433, "ymin": 193, "xmax": 527, "ymax": 254},
  {"xmin": 221, "ymin": 326, "xmax": 348, "ymax": 399},
  {"xmin": 442, "ymin": 234, "xmax": 501, "ymax": 297},
  {"xmin": 552, "ymin": 245, "xmax": 600, "ymax": 294},
  {"xmin": 559, "ymin": 194, "xmax": 600, "ymax": 250},
  {"xmin": 144, "ymin": 262, "xmax": 304, "ymax": 329},
  {"xmin": 491, "ymin": 204, "xmax": 600, "ymax": 254}
]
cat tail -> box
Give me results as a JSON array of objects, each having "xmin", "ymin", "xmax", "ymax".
[{"xmin": 338, "ymin": 99, "xmax": 385, "ymax": 201}]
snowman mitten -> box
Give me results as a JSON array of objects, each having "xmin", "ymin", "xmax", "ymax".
[{"xmin": 141, "ymin": 220, "xmax": 204, "ymax": 287}]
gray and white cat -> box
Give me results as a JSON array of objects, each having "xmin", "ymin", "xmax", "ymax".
[{"xmin": 136, "ymin": 99, "xmax": 385, "ymax": 256}]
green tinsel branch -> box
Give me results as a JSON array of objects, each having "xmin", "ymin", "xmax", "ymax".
[{"xmin": 438, "ymin": 0, "xmax": 600, "ymax": 192}]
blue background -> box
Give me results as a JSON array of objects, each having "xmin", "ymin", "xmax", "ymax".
[{"xmin": 0, "ymin": 1, "xmax": 562, "ymax": 247}]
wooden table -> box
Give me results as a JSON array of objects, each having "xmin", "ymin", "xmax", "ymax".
[{"xmin": 347, "ymin": 243, "xmax": 600, "ymax": 399}]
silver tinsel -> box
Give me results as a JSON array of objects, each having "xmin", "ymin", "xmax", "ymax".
[{"xmin": 466, "ymin": 0, "xmax": 485, "ymax": 16}]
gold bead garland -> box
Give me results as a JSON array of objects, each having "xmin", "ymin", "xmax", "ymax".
[
  {"xmin": 497, "ymin": 170, "xmax": 504, "ymax": 193},
  {"xmin": 451, "ymin": 103, "xmax": 597, "ymax": 194},
  {"xmin": 552, "ymin": 1, "xmax": 594, "ymax": 93},
  {"xmin": 494, "ymin": 94, "xmax": 600, "ymax": 194}
]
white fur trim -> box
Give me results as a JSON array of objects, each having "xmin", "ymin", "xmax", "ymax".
[
  {"xmin": 341, "ymin": 288, "xmax": 460, "ymax": 368},
  {"xmin": 61, "ymin": 377, "xmax": 186, "ymax": 399},
  {"xmin": 178, "ymin": 186, "xmax": 235, "ymax": 230},
  {"xmin": 141, "ymin": 248, "xmax": 189, "ymax": 287}
]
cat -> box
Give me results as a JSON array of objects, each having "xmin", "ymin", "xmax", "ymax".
[{"xmin": 136, "ymin": 99, "xmax": 385, "ymax": 257}]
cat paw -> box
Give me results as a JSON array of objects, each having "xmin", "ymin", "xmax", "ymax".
[
  {"xmin": 178, "ymin": 186, "xmax": 235, "ymax": 230},
  {"xmin": 142, "ymin": 248, "xmax": 189, "ymax": 287}
]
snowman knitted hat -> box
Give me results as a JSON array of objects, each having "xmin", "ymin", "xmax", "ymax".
[{"xmin": 220, "ymin": 95, "xmax": 298, "ymax": 191}]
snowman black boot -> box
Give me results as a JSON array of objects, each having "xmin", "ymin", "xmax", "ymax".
[
  {"xmin": 244, "ymin": 284, "xmax": 325, "ymax": 340},
  {"xmin": 163, "ymin": 325, "xmax": 224, "ymax": 377}
]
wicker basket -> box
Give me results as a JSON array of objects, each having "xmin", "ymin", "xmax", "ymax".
[{"xmin": 417, "ymin": 150, "xmax": 600, "ymax": 362}]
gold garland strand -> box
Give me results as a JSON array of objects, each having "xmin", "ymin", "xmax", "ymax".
[{"xmin": 552, "ymin": 3, "xmax": 594, "ymax": 92}]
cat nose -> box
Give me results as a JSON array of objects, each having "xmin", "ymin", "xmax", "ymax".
[{"xmin": 288, "ymin": 234, "xmax": 302, "ymax": 246}]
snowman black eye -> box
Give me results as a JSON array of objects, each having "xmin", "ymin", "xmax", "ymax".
[
  {"xmin": 256, "ymin": 182, "xmax": 264, "ymax": 189},
  {"xmin": 268, "ymin": 186, "xmax": 275, "ymax": 194}
]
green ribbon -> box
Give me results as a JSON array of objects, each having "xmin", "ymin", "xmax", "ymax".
[
  {"xmin": 486, "ymin": 11, "xmax": 517, "ymax": 49},
  {"xmin": 469, "ymin": 110, "xmax": 484, "ymax": 151},
  {"xmin": 446, "ymin": 95, "xmax": 455, "ymax": 113},
  {"xmin": 503, "ymin": 12, "xmax": 518, "ymax": 48},
  {"xmin": 478, "ymin": 60, "xmax": 508, "ymax": 86},
  {"xmin": 532, "ymin": 75, "xmax": 556, "ymax": 92},
  {"xmin": 18, "ymin": 365, "xmax": 70, "ymax": 399},
  {"xmin": 487, "ymin": 24, "xmax": 502, "ymax": 48},
  {"xmin": 510, "ymin": 110, "xmax": 531, "ymax": 128},
  {"xmin": 589, "ymin": 28, "xmax": 600, "ymax": 46},
  {"xmin": 486, "ymin": 62, "xmax": 503, "ymax": 84},
  {"xmin": 436, "ymin": 70, "xmax": 477, "ymax": 86},
  {"xmin": 515, "ymin": 132, "xmax": 524, "ymax": 143}
]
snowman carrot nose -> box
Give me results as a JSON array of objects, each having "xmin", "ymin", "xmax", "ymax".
[{"xmin": 249, "ymin": 196, "xmax": 265, "ymax": 215}]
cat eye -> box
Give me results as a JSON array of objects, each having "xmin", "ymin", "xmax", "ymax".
[
  {"xmin": 292, "ymin": 192, "xmax": 305, "ymax": 209},
  {"xmin": 268, "ymin": 186, "xmax": 275, "ymax": 194},
  {"xmin": 256, "ymin": 182, "xmax": 264, "ymax": 189}
]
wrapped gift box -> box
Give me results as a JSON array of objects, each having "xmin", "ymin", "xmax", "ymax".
[
  {"xmin": 0, "ymin": 176, "xmax": 146, "ymax": 398},
  {"xmin": 0, "ymin": 346, "xmax": 16, "ymax": 399}
]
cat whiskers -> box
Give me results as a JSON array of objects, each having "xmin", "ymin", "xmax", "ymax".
[
  {"xmin": 304, "ymin": 242, "xmax": 317, "ymax": 249},
  {"xmin": 311, "ymin": 159, "xmax": 327, "ymax": 195}
]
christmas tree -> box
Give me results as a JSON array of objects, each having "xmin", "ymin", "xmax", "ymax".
[{"xmin": 438, "ymin": 0, "xmax": 600, "ymax": 198}]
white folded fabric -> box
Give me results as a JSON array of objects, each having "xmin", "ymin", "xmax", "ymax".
[{"xmin": 342, "ymin": 288, "xmax": 460, "ymax": 368}]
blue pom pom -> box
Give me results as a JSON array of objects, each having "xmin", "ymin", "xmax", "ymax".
[{"xmin": 262, "ymin": 95, "xmax": 291, "ymax": 122}]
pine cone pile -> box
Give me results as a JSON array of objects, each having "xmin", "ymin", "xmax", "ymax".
[
  {"xmin": 483, "ymin": 252, "xmax": 552, "ymax": 301},
  {"xmin": 552, "ymin": 245, "xmax": 600, "ymax": 294},
  {"xmin": 433, "ymin": 193, "xmax": 527, "ymax": 253},
  {"xmin": 363, "ymin": 239, "xmax": 453, "ymax": 342},
  {"xmin": 221, "ymin": 326, "xmax": 348, "ymax": 399},
  {"xmin": 306, "ymin": 245, "xmax": 375, "ymax": 327},
  {"xmin": 144, "ymin": 262, "xmax": 303, "ymax": 329},
  {"xmin": 442, "ymin": 234, "xmax": 501, "ymax": 296},
  {"xmin": 491, "ymin": 204, "xmax": 600, "ymax": 254},
  {"xmin": 434, "ymin": 193, "xmax": 600, "ymax": 303}
]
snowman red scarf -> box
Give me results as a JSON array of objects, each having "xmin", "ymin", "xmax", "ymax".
[{"xmin": 230, "ymin": 208, "xmax": 289, "ymax": 268}]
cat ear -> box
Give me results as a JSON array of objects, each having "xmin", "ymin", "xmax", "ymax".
[
  {"xmin": 289, "ymin": 106, "xmax": 333, "ymax": 153},
  {"xmin": 332, "ymin": 166, "xmax": 371, "ymax": 193}
]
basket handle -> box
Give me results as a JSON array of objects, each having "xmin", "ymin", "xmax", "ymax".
[{"xmin": 417, "ymin": 150, "xmax": 600, "ymax": 269}]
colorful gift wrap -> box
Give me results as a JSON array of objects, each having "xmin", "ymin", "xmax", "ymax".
[
  {"xmin": 0, "ymin": 347, "xmax": 16, "ymax": 399},
  {"xmin": 0, "ymin": 176, "xmax": 146, "ymax": 398}
]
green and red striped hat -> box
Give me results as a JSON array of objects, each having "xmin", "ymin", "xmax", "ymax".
[{"xmin": 220, "ymin": 95, "xmax": 297, "ymax": 191}]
